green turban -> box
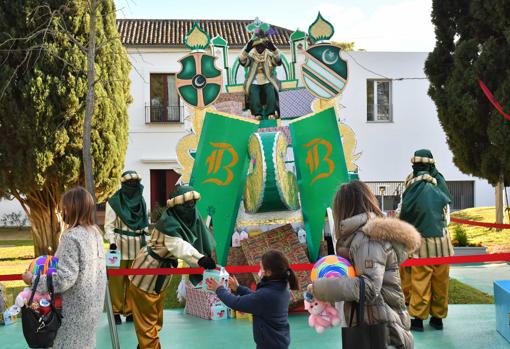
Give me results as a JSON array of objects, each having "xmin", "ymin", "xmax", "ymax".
[
  {"xmin": 156, "ymin": 185, "xmax": 216, "ymax": 285},
  {"xmin": 410, "ymin": 149, "xmax": 452, "ymax": 201},
  {"xmin": 107, "ymin": 170, "xmax": 149, "ymax": 231}
]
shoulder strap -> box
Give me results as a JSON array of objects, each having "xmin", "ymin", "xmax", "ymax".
[
  {"xmin": 47, "ymin": 273, "xmax": 54, "ymax": 296},
  {"xmin": 348, "ymin": 277, "xmax": 366, "ymax": 327},
  {"xmin": 46, "ymin": 274, "xmax": 62, "ymax": 318},
  {"xmin": 358, "ymin": 277, "xmax": 366, "ymax": 324},
  {"xmin": 28, "ymin": 274, "xmax": 41, "ymax": 305}
]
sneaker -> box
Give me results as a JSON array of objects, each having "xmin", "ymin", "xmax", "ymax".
[
  {"xmin": 114, "ymin": 314, "xmax": 122, "ymax": 325},
  {"xmin": 429, "ymin": 317, "xmax": 444, "ymax": 330},
  {"xmin": 411, "ymin": 318, "xmax": 424, "ymax": 332},
  {"xmin": 125, "ymin": 315, "xmax": 134, "ymax": 322}
]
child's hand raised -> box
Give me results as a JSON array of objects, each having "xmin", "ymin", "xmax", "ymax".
[
  {"xmin": 228, "ymin": 276, "xmax": 239, "ymax": 292},
  {"xmin": 205, "ymin": 277, "xmax": 221, "ymax": 292}
]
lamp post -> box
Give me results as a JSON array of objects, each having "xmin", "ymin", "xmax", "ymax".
[{"xmin": 379, "ymin": 186, "xmax": 386, "ymax": 213}]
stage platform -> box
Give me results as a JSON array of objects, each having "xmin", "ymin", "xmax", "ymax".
[{"xmin": 1, "ymin": 305, "xmax": 509, "ymax": 348}]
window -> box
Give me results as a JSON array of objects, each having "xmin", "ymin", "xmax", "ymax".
[
  {"xmin": 367, "ymin": 79, "xmax": 392, "ymax": 122},
  {"xmin": 147, "ymin": 74, "xmax": 183, "ymax": 123},
  {"xmin": 150, "ymin": 169, "xmax": 180, "ymax": 221}
]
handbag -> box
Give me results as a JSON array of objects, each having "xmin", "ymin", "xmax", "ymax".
[
  {"xmin": 21, "ymin": 274, "xmax": 62, "ymax": 348},
  {"xmin": 342, "ymin": 277, "xmax": 388, "ymax": 349}
]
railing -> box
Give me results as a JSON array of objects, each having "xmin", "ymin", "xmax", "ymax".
[
  {"xmin": 365, "ymin": 180, "xmax": 474, "ymax": 211},
  {"xmin": 145, "ymin": 105, "xmax": 183, "ymax": 123}
]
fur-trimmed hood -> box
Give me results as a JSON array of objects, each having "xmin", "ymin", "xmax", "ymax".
[
  {"xmin": 362, "ymin": 217, "xmax": 421, "ymax": 253},
  {"xmin": 336, "ymin": 213, "xmax": 421, "ymax": 263}
]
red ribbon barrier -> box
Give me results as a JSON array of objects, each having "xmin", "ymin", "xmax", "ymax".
[
  {"xmin": 450, "ymin": 217, "xmax": 510, "ymax": 230},
  {"xmin": 2, "ymin": 254, "xmax": 509, "ymax": 282}
]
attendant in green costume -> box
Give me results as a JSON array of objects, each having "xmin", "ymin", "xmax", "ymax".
[
  {"xmin": 240, "ymin": 31, "xmax": 282, "ymax": 120},
  {"xmin": 399, "ymin": 150, "xmax": 453, "ymax": 332},
  {"xmin": 128, "ymin": 185, "xmax": 216, "ymax": 349},
  {"xmin": 104, "ymin": 170, "xmax": 149, "ymax": 324}
]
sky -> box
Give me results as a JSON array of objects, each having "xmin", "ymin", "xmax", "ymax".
[{"xmin": 114, "ymin": 0, "xmax": 436, "ymax": 52}]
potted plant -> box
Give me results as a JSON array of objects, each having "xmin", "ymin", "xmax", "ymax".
[{"xmin": 451, "ymin": 225, "xmax": 487, "ymax": 256}]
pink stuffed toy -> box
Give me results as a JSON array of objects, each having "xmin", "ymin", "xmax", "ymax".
[
  {"xmin": 304, "ymin": 297, "xmax": 341, "ymax": 333},
  {"xmin": 15, "ymin": 288, "xmax": 50, "ymax": 308}
]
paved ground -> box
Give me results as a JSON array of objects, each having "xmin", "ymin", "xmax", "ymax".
[{"xmin": 1, "ymin": 305, "xmax": 509, "ymax": 348}]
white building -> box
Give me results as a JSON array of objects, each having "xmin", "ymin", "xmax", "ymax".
[{"xmin": 0, "ymin": 19, "xmax": 495, "ymax": 223}]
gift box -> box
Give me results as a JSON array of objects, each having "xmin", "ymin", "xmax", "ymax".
[
  {"xmin": 185, "ymin": 282, "xmax": 231, "ymax": 320},
  {"xmin": 241, "ymin": 224, "xmax": 312, "ymax": 308},
  {"xmin": 235, "ymin": 310, "xmax": 253, "ymax": 321},
  {"xmin": 105, "ymin": 250, "xmax": 121, "ymax": 268},
  {"xmin": 202, "ymin": 267, "xmax": 229, "ymax": 294},
  {"xmin": 211, "ymin": 301, "xmax": 229, "ymax": 321},
  {"xmin": 226, "ymin": 247, "xmax": 256, "ymax": 288}
]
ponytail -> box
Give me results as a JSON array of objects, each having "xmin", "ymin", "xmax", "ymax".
[
  {"xmin": 287, "ymin": 268, "xmax": 299, "ymax": 290},
  {"xmin": 261, "ymin": 250, "xmax": 300, "ymax": 290}
]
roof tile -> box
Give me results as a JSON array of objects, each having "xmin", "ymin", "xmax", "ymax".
[{"xmin": 117, "ymin": 19, "xmax": 292, "ymax": 48}]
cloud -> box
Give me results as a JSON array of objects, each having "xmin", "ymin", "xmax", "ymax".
[{"xmin": 311, "ymin": 0, "xmax": 435, "ymax": 52}]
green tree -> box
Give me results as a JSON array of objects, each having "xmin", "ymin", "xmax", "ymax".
[
  {"xmin": 0, "ymin": 0, "xmax": 131, "ymax": 255},
  {"xmin": 425, "ymin": 0, "xmax": 510, "ymax": 222}
]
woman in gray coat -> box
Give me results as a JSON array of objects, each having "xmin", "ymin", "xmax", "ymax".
[
  {"xmin": 309, "ymin": 181, "xmax": 420, "ymax": 349},
  {"xmin": 23, "ymin": 187, "xmax": 107, "ymax": 349}
]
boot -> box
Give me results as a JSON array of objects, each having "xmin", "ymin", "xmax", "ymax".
[
  {"xmin": 114, "ymin": 314, "xmax": 122, "ymax": 325},
  {"xmin": 125, "ymin": 315, "xmax": 134, "ymax": 322},
  {"xmin": 429, "ymin": 317, "xmax": 444, "ymax": 330},
  {"xmin": 410, "ymin": 318, "xmax": 424, "ymax": 332}
]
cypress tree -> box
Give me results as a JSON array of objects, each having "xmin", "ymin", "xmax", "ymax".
[
  {"xmin": 425, "ymin": 0, "xmax": 510, "ymax": 217},
  {"xmin": 0, "ymin": 0, "xmax": 131, "ymax": 254}
]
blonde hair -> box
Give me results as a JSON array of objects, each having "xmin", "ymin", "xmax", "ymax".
[
  {"xmin": 333, "ymin": 180, "xmax": 384, "ymax": 235},
  {"xmin": 60, "ymin": 186, "xmax": 96, "ymax": 228}
]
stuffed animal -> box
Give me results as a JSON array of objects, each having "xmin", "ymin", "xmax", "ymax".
[
  {"xmin": 15, "ymin": 287, "xmax": 50, "ymax": 308},
  {"xmin": 304, "ymin": 294, "xmax": 341, "ymax": 333}
]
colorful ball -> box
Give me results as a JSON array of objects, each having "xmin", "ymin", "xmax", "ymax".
[
  {"xmin": 310, "ymin": 255, "xmax": 355, "ymax": 281},
  {"xmin": 29, "ymin": 255, "xmax": 59, "ymax": 276}
]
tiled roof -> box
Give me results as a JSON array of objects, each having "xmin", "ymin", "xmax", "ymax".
[{"xmin": 117, "ymin": 19, "xmax": 292, "ymax": 48}]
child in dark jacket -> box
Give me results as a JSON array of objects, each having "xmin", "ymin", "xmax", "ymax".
[{"xmin": 206, "ymin": 250, "xmax": 299, "ymax": 349}]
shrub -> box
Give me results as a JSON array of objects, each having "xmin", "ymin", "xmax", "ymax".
[{"xmin": 453, "ymin": 225, "xmax": 469, "ymax": 247}]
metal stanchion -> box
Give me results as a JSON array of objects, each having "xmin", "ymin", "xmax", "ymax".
[
  {"xmin": 105, "ymin": 282, "xmax": 120, "ymax": 349},
  {"xmin": 326, "ymin": 207, "xmax": 336, "ymax": 253}
]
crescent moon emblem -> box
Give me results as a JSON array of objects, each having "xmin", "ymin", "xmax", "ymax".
[{"xmin": 322, "ymin": 49, "xmax": 339, "ymax": 65}]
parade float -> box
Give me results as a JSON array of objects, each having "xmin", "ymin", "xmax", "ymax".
[{"xmin": 174, "ymin": 14, "xmax": 361, "ymax": 305}]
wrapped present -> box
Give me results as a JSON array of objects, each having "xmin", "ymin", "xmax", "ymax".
[
  {"xmin": 235, "ymin": 310, "xmax": 253, "ymax": 321},
  {"xmin": 211, "ymin": 301, "xmax": 229, "ymax": 321},
  {"xmin": 241, "ymin": 224, "xmax": 312, "ymax": 308},
  {"xmin": 248, "ymin": 230, "xmax": 262, "ymax": 238},
  {"xmin": 106, "ymin": 250, "xmax": 121, "ymax": 268},
  {"xmin": 202, "ymin": 267, "xmax": 229, "ymax": 294},
  {"xmin": 185, "ymin": 282, "xmax": 226, "ymax": 320},
  {"xmin": 212, "ymin": 247, "xmax": 256, "ymax": 288}
]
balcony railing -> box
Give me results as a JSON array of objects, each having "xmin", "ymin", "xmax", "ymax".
[{"xmin": 145, "ymin": 105, "xmax": 183, "ymax": 123}]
